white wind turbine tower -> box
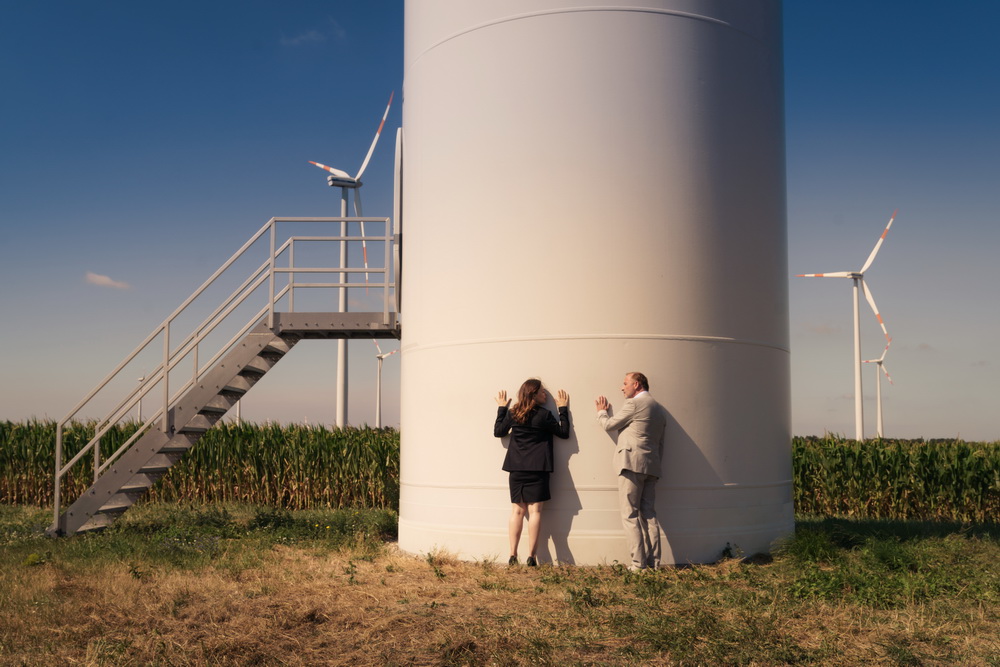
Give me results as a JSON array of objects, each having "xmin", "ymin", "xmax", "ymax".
[
  {"xmin": 863, "ymin": 339, "xmax": 894, "ymax": 438},
  {"xmin": 797, "ymin": 210, "xmax": 897, "ymax": 440},
  {"xmin": 309, "ymin": 92, "xmax": 394, "ymax": 428},
  {"xmin": 372, "ymin": 340, "xmax": 399, "ymax": 429}
]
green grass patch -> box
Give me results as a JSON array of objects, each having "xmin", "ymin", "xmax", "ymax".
[{"xmin": 1, "ymin": 505, "xmax": 998, "ymax": 664}]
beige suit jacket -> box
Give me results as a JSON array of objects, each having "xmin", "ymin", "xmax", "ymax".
[{"xmin": 597, "ymin": 392, "xmax": 666, "ymax": 477}]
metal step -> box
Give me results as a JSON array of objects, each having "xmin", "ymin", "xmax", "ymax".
[
  {"xmin": 50, "ymin": 325, "xmax": 300, "ymax": 536},
  {"xmin": 76, "ymin": 513, "xmax": 116, "ymax": 533},
  {"xmin": 138, "ymin": 452, "xmax": 183, "ymax": 474},
  {"xmin": 160, "ymin": 432, "xmax": 201, "ymax": 454},
  {"xmin": 118, "ymin": 472, "xmax": 162, "ymax": 493},
  {"xmin": 98, "ymin": 491, "xmax": 143, "ymax": 514},
  {"xmin": 223, "ymin": 375, "xmax": 256, "ymax": 394},
  {"xmin": 243, "ymin": 354, "xmax": 280, "ymax": 376},
  {"xmin": 178, "ymin": 414, "xmax": 217, "ymax": 434},
  {"xmin": 201, "ymin": 394, "xmax": 237, "ymax": 415},
  {"xmin": 264, "ymin": 336, "xmax": 297, "ymax": 354}
]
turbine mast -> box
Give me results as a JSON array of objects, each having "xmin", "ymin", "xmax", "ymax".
[
  {"xmin": 874, "ymin": 360, "xmax": 884, "ymax": 437},
  {"xmin": 852, "ymin": 277, "xmax": 864, "ymax": 440},
  {"xmin": 336, "ymin": 189, "xmax": 349, "ymax": 427}
]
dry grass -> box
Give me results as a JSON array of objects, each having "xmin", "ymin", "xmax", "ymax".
[{"xmin": 2, "ymin": 506, "xmax": 999, "ymax": 665}]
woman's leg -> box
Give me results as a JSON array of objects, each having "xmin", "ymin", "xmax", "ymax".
[
  {"xmin": 525, "ymin": 501, "xmax": 544, "ymax": 557},
  {"xmin": 509, "ymin": 502, "xmax": 527, "ymax": 558}
]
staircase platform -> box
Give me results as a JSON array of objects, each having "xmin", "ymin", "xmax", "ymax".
[{"xmin": 271, "ymin": 312, "xmax": 399, "ymax": 339}]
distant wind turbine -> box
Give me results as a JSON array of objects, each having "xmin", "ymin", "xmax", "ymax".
[
  {"xmin": 309, "ymin": 92, "xmax": 394, "ymax": 428},
  {"xmin": 372, "ymin": 340, "xmax": 399, "ymax": 429},
  {"xmin": 310, "ymin": 91, "xmax": 394, "ymax": 282},
  {"xmin": 797, "ymin": 209, "xmax": 898, "ymax": 440},
  {"xmin": 863, "ymin": 339, "xmax": 894, "ymax": 438}
]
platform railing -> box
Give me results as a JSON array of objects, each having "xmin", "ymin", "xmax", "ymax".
[{"xmin": 51, "ymin": 216, "xmax": 396, "ymax": 528}]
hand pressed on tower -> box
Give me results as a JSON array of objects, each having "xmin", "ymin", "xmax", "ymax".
[{"xmin": 555, "ymin": 389, "xmax": 570, "ymax": 408}]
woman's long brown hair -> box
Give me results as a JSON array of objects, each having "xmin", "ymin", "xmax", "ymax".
[{"xmin": 510, "ymin": 378, "xmax": 542, "ymax": 424}]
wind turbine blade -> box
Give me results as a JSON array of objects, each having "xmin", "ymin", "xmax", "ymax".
[
  {"xmin": 354, "ymin": 190, "xmax": 369, "ymax": 291},
  {"xmin": 881, "ymin": 363, "xmax": 894, "ymax": 385},
  {"xmin": 861, "ymin": 280, "xmax": 890, "ymax": 342},
  {"xmin": 865, "ymin": 340, "xmax": 891, "ymax": 365},
  {"xmin": 354, "ymin": 91, "xmax": 394, "ymax": 181},
  {"xmin": 859, "ymin": 209, "xmax": 898, "ymax": 274},
  {"xmin": 796, "ymin": 271, "xmax": 855, "ymax": 278},
  {"xmin": 309, "ymin": 161, "xmax": 352, "ymax": 179},
  {"xmin": 372, "ymin": 339, "xmax": 383, "ymax": 355}
]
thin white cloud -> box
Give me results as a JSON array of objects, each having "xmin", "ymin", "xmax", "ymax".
[
  {"xmin": 805, "ymin": 323, "xmax": 840, "ymax": 335},
  {"xmin": 280, "ymin": 18, "xmax": 347, "ymax": 47},
  {"xmin": 85, "ymin": 271, "xmax": 130, "ymax": 290},
  {"xmin": 327, "ymin": 18, "xmax": 347, "ymax": 41},
  {"xmin": 280, "ymin": 29, "xmax": 325, "ymax": 47}
]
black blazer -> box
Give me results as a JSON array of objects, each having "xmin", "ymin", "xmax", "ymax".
[{"xmin": 494, "ymin": 405, "xmax": 570, "ymax": 472}]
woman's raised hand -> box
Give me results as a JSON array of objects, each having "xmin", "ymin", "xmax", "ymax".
[
  {"xmin": 555, "ymin": 389, "xmax": 569, "ymax": 407},
  {"xmin": 495, "ymin": 390, "xmax": 509, "ymax": 407}
]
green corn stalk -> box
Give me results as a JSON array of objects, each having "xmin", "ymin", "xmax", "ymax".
[{"xmin": 3, "ymin": 422, "xmax": 993, "ymax": 520}]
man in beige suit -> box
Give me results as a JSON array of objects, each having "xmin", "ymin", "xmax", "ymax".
[{"xmin": 596, "ymin": 372, "xmax": 667, "ymax": 570}]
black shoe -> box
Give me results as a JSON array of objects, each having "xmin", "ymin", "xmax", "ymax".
[
  {"xmin": 508, "ymin": 555, "xmax": 518, "ymax": 566},
  {"xmin": 526, "ymin": 556, "xmax": 537, "ymax": 567}
]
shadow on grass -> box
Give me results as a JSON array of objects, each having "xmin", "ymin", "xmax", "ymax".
[{"xmin": 796, "ymin": 515, "xmax": 1000, "ymax": 541}]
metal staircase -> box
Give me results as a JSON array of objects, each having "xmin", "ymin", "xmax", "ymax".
[{"xmin": 48, "ymin": 216, "xmax": 399, "ymax": 536}]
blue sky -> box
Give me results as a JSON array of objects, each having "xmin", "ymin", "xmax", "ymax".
[{"xmin": 2, "ymin": 1, "xmax": 997, "ymax": 440}]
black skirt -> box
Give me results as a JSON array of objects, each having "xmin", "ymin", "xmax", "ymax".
[{"xmin": 508, "ymin": 470, "xmax": 551, "ymax": 503}]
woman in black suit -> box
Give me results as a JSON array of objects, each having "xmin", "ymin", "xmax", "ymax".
[{"xmin": 494, "ymin": 378, "xmax": 570, "ymax": 566}]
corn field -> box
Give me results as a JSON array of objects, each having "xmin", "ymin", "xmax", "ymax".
[
  {"xmin": 1, "ymin": 422, "xmax": 997, "ymax": 521},
  {"xmin": 0, "ymin": 420, "xmax": 399, "ymax": 510},
  {"xmin": 793, "ymin": 435, "xmax": 999, "ymax": 522}
]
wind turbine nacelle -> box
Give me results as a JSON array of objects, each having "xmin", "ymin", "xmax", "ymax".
[{"xmin": 327, "ymin": 175, "xmax": 361, "ymax": 189}]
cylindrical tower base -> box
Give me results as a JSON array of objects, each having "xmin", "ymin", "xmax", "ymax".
[{"xmin": 400, "ymin": 0, "xmax": 791, "ymax": 565}]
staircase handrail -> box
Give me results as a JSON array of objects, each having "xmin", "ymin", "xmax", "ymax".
[
  {"xmin": 54, "ymin": 237, "xmax": 289, "ymax": 485},
  {"xmin": 52, "ymin": 216, "xmax": 395, "ymax": 527},
  {"xmin": 56, "ymin": 280, "xmax": 294, "ymax": 482},
  {"xmin": 85, "ymin": 256, "xmax": 278, "ymax": 447}
]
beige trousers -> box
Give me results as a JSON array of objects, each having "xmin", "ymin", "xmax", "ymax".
[{"xmin": 618, "ymin": 469, "xmax": 661, "ymax": 569}]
